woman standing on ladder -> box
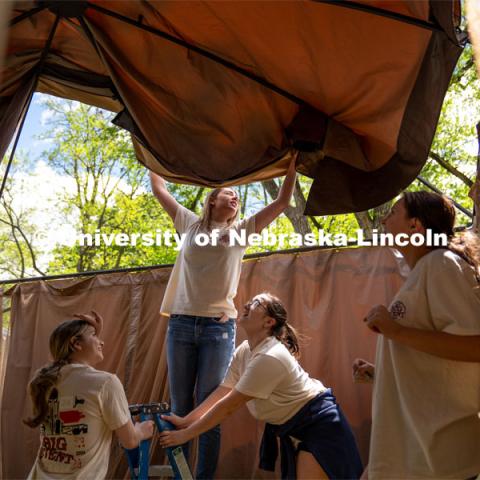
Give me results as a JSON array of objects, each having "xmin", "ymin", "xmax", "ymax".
[{"xmin": 150, "ymin": 155, "xmax": 297, "ymax": 479}]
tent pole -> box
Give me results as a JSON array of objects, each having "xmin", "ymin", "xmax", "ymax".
[
  {"xmin": 0, "ymin": 242, "xmax": 360, "ymax": 286},
  {"xmin": 0, "ymin": 95, "xmax": 34, "ymax": 201},
  {"xmin": 312, "ymin": 0, "xmax": 442, "ymax": 32},
  {"xmin": 85, "ymin": 2, "xmax": 306, "ymax": 106},
  {"xmin": 0, "ymin": 14, "xmax": 60, "ymax": 201},
  {"xmin": 417, "ymin": 175, "xmax": 473, "ymax": 218},
  {"xmin": 76, "ymin": 15, "xmax": 123, "ymax": 101},
  {"xmin": 9, "ymin": 4, "xmax": 47, "ymax": 27},
  {"xmin": 77, "ymin": 16, "xmax": 106, "ymax": 62}
]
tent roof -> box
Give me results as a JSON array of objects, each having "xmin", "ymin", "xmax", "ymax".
[{"xmin": 1, "ymin": 0, "xmax": 463, "ymax": 214}]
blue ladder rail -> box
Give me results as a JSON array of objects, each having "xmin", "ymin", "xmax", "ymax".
[{"xmin": 125, "ymin": 402, "xmax": 193, "ymax": 480}]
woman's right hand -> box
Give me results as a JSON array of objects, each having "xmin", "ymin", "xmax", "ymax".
[
  {"xmin": 161, "ymin": 413, "xmax": 189, "ymax": 430},
  {"xmin": 352, "ymin": 358, "xmax": 375, "ymax": 383},
  {"xmin": 136, "ymin": 420, "xmax": 155, "ymax": 441}
]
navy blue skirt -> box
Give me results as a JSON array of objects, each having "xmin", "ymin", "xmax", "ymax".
[{"xmin": 259, "ymin": 389, "xmax": 363, "ymax": 479}]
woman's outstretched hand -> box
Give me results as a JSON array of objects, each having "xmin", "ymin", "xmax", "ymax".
[
  {"xmin": 159, "ymin": 427, "xmax": 192, "ymax": 448},
  {"xmin": 161, "ymin": 413, "xmax": 189, "ymax": 430}
]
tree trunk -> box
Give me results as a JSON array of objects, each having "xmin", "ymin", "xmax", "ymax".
[
  {"xmin": 262, "ymin": 179, "xmax": 311, "ymax": 234},
  {"xmin": 354, "ymin": 202, "xmax": 392, "ymax": 238}
]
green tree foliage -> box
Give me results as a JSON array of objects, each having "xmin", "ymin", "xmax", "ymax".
[
  {"xmin": 412, "ymin": 44, "xmax": 479, "ymax": 227},
  {"xmin": 41, "ymin": 99, "xmax": 180, "ymax": 273},
  {"xmin": 0, "ymin": 154, "xmax": 46, "ymax": 279}
]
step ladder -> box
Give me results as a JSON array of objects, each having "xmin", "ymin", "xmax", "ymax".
[{"xmin": 125, "ymin": 402, "xmax": 193, "ymax": 480}]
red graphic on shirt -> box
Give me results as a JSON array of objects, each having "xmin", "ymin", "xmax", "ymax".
[
  {"xmin": 59, "ymin": 410, "xmax": 85, "ymax": 424},
  {"xmin": 39, "ymin": 389, "xmax": 88, "ymax": 470},
  {"xmin": 40, "ymin": 436, "xmax": 75, "ymax": 465}
]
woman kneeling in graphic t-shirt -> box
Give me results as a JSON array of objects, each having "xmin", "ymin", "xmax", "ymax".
[
  {"xmin": 25, "ymin": 312, "xmax": 154, "ymax": 480},
  {"xmin": 158, "ymin": 293, "xmax": 363, "ymax": 480}
]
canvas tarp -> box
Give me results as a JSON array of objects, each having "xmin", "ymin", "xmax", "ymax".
[
  {"xmin": 1, "ymin": 1, "xmax": 462, "ymax": 214},
  {"xmin": 1, "ymin": 246, "xmax": 405, "ymax": 479}
]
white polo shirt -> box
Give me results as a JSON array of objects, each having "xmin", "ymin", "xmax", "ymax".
[
  {"xmin": 369, "ymin": 249, "xmax": 480, "ymax": 479},
  {"xmin": 223, "ymin": 336, "xmax": 326, "ymax": 424}
]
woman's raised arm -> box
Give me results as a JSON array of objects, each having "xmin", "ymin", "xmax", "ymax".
[
  {"xmin": 149, "ymin": 171, "xmax": 181, "ymax": 221},
  {"xmin": 253, "ymin": 154, "xmax": 298, "ymax": 234}
]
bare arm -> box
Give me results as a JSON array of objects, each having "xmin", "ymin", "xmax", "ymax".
[
  {"xmin": 391, "ymin": 327, "xmax": 480, "ymax": 362},
  {"xmin": 365, "ymin": 305, "xmax": 480, "ymax": 362},
  {"xmin": 159, "ymin": 389, "xmax": 252, "ymax": 447},
  {"xmin": 149, "ymin": 171, "xmax": 180, "ymax": 221},
  {"xmin": 164, "ymin": 385, "xmax": 232, "ymax": 429},
  {"xmin": 115, "ymin": 419, "xmax": 154, "ymax": 450},
  {"xmin": 253, "ymin": 154, "xmax": 298, "ymax": 233}
]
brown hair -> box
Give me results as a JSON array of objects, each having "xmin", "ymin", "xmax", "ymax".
[
  {"xmin": 197, "ymin": 188, "xmax": 240, "ymax": 231},
  {"xmin": 402, "ymin": 191, "xmax": 480, "ymax": 280},
  {"xmin": 260, "ymin": 293, "xmax": 300, "ymax": 358},
  {"xmin": 23, "ymin": 319, "xmax": 91, "ymax": 428}
]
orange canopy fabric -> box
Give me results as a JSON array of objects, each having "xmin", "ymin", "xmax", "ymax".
[{"xmin": 1, "ymin": 1, "xmax": 462, "ymax": 213}]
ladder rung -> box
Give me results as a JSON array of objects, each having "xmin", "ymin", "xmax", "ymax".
[{"xmin": 134, "ymin": 465, "xmax": 174, "ymax": 478}]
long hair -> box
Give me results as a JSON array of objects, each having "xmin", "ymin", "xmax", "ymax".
[
  {"xmin": 197, "ymin": 188, "xmax": 240, "ymax": 231},
  {"xmin": 402, "ymin": 191, "xmax": 480, "ymax": 280},
  {"xmin": 260, "ymin": 293, "xmax": 300, "ymax": 358},
  {"xmin": 23, "ymin": 319, "xmax": 91, "ymax": 428}
]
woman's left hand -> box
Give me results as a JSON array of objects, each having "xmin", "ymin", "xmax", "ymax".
[
  {"xmin": 364, "ymin": 305, "xmax": 402, "ymax": 339},
  {"xmin": 159, "ymin": 428, "xmax": 192, "ymax": 448},
  {"xmin": 72, "ymin": 310, "xmax": 104, "ymax": 333}
]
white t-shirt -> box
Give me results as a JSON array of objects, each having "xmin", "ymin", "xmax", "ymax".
[
  {"xmin": 369, "ymin": 249, "xmax": 480, "ymax": 479},
  {"xmin": 160, "ymin": 205, "xmax": 255, "ymax": 318},
  {"xmin": 27, "ymin": 364, "xmax": 131, "ymax": 480},
  {"xmin": 222, "ymin": 336, "xmax": 326, "ymax": 424}
]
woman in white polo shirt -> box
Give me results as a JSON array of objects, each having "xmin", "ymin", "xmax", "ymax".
[
  {"xmin": 158, "ymin": 293, "xmax": 363, "ymax": 480},
  {"xmin": 357, "ymin": 191, "xmax": 480, "ymax": 479},
  {"xmin": 150, "ymin": 158, "xmax": 297, "ymax": 479}
]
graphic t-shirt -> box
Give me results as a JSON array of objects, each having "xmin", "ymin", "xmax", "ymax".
[
  {"xmin": 27, "ymin": 364, "xmax": 130, "ymax": 480},
  {"xmin": 160, "ymin": 205, "xmax": 255, "ymax": 318}
]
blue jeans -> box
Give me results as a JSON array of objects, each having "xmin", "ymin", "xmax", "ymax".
[{"xmin": 167, "ymin": 314, "xmax": 236, "ymax": 479}]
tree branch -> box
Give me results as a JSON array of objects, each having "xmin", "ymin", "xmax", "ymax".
[{"xmin": 429, "ymin": 151, "xmax": 473, "ymax": 187}]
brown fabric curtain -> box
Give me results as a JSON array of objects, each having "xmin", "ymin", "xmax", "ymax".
[
  {"xmin": 0, "ymin": 288, "xmax": 11, "ymax": 478},
  {"xmin": 1, "ymin": 246, "xmax": 405, "ymax": 479}
]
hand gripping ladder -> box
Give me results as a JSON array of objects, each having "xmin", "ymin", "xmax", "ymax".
[{"xmin": 125, "ymin": 402, "xmax": 193, "ymax": 480}]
